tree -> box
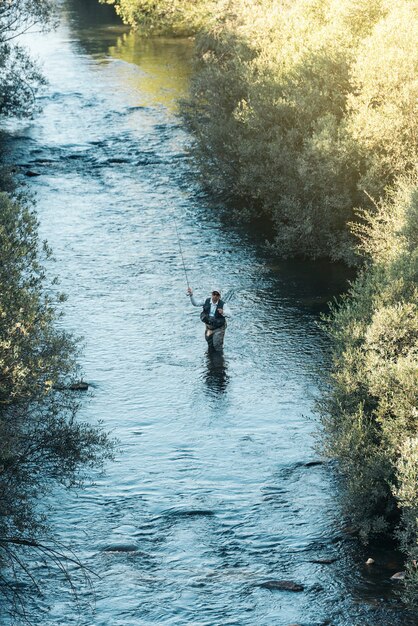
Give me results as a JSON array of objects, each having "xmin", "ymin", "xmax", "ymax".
[
  {"xmin": 0, "ymin": 0, "xmax": 55, "ymax": 117},
  {"xmin": 347, "ymin": 0, "xmax": 418, "ymax": 198}
]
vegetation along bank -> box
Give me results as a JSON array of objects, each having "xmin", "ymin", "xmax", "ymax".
[
  {"xmin": 105, "ymin": 0, "xmax": 417, "ymax": 263},
  {"xmin": 104, "ymin": 0, "xmax": 418, "ymax": 605}
]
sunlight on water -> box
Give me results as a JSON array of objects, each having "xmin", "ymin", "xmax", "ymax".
[{"xmin": 108, "ymin": 34, "xmax": 194, "ymax": 112}]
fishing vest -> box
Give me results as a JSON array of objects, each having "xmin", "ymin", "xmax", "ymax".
[
  {"xmin": 200, "ymin": 297, "xmax": 226, "ymax": 328},
  {"xmin": 203, "ymin": 297, "xmax": 225, "ymax": 318}
]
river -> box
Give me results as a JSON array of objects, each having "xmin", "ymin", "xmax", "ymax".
[{"xmin": 2, "ymin": 1, "xmax": 413, "ymax": 624}]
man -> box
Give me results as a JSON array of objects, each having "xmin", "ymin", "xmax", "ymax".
[{"xmin": 187, "ymin": 287, "xmax": 231, "ymax": 351}]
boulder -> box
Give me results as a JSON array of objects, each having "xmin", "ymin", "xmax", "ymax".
[
  {"xmin": 102, "ymin": 543, "xmax": 139, "ymax": 553},
  {"xmin": 69, "ymin": 381, "xmax": 89, "ymax": 391},
  {"xmin": 260, "ymin": 580, "xmax": 304, "ymax": 592},
  {"xmin": 53, "ymin": 381, "xmax": 89, "ymax": 391}
]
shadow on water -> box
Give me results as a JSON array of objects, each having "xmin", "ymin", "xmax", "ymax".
[
  {"xmin": 65, "ymin": 0, "xmax": 124, "ymax": 31},
  {"xmin": 202, "ymin": 349, "xmax": 229, "ymax": 396},
  {"xmin": 63, "ymin": 0, "xmax": 127, "ymax": 56}
]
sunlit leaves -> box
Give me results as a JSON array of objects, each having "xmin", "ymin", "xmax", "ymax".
[{"xmin": 101, "ymin": 0, "xmax": 225, "ymax": 35}]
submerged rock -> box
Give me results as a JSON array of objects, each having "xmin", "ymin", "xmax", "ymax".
[
  {"xmin": 69, "ymin": 381, "xmax": 89, "ymax": 391},
  {"xmin": 25, "ymin": 170, "xmax": 41, "ymax": 177},
  {"xmin": 102, "ymin": 543, "xmax": 139, "ymax": 553},
  {"xmin": 259, "ymin": 580, "xmax": 304, "ymax": 592},
  {"xmin": 53, "ymin": 381, "xmax": 89, "ymax": 391},
  {"xmin": 310, "ymin": 557, "xmax": 338, "ymax": 564},
  {"xmin": 166, "ymin": 509, "xmax": 215, "ymax": 518},
  {"xmin": 390, "ymin": 571, "xmax": 406, "ymax": 581}
]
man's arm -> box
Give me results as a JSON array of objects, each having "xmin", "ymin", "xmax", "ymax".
[
  {"xmin": 187, "ymin": 287, "xmax": 204, "ymax": 307},
  {"xmin": 220, "ymin": 302, "xmax": 232, "ymax": 318}
]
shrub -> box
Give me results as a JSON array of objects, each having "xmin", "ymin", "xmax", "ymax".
[
  {"xmin": 101, "ymin": 0, "xmax": 226, "ymax": 35},
  {"xmin": 0, "ymin": 192, "xmax": 114, "ymax": 616},
  {"xmin": 320, "ymin": 175, "xmax": 418, "ymax": 601}
]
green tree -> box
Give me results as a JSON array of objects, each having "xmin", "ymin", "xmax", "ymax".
[
  {"xmin": 347, "ymin": 1, "xmax": 418, "ymax": 198},
  {"xmin": 178, "ymin": 0, "xmax": 416, "ymax": 261}
]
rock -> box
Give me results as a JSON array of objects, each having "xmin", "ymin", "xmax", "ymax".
[
  {"xmin": 102, "ymin": 543, "xmax": 139, "ymax": 553},
  {"xmin": 259, "ymin": 580, "xmax": 304, "ymax": 592},
  {"xmin": 304, "ymin": 460, "xmax": 323, "ymax": 467},
  {"xmin": 52, "ymin": 381, "xmax": 89, "ymax": 391},
  {"xmin": 390, "ymin": 571, "xmax": 406, "ymax": 581},
  {"xmin": 167, "ymin": 509, "xmax": 215, "ymax": 518},
  {"xmin": 25, "ymin": 170, "xmax": 40, "ymax": 177},
  {"xmin": 365, "ymin": 558, "xmax": 375, "ymax": 565},
  {"xmin": 69, "ymin": 381, "xmax": 89, "ymax": 391},
  {"xmin": 107, "ymin": 157, "xmax": 130, "ymax": 164},
  {"xmin": 310, "ymin": 557, "xmax": 338, "ymax": 564}
]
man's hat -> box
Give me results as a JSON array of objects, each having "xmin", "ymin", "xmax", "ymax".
[{"xmin": 212, "ymin": 288, "xmax": 221, "ymax": 295}]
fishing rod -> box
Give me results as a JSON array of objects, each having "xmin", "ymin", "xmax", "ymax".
[
  {"xmin": 173, "ymin": 217, "xmax": 190, "ymax": 290},
  {"xmin": 172, "ymin": 209, "xmax": 234, "ymax": 302}
]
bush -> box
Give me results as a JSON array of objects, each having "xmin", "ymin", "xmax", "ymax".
[
  {"xmin": 0, "ymin": 192, "xmax": 114, "ymax": 616},
  {"xmin": 320, "ymin": 175, "xmax": 418, "ymax": 602},
  {"xmin": 101, "ymin": 0, "xmax": 225, "ymax": 35},
  {"xmin": 178, "ymin": 0, "xmax": 417, "ymax": 262}
]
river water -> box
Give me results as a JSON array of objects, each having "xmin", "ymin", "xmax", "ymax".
[{"xmin": 2, "ymin": 1, "xmax": 414, "ymax": 625}]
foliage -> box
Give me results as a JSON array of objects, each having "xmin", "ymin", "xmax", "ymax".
[
  {"xmin": 0, "ymin": 0, "xmax": 55, "ymax": 117},
  {"xmin": 320, "ymin": 175, "xmax": 418, "ymax": 601},
  {"xmin": 104, "ymin": 0, "xmax": 418, "ymax": 260},
  {"xmin": 177, "ymin": 0, "xmax": 417, "ymax": 262},
  {"xmin": 0, "ymin": 192, "xmax": 115, "ymax": 615},
  {"xmin": 101, "ymin": 0, "xmax": 228, "ymax": 35},
  {"xmin": 347, "ymin": 1, "xmax": 418, "ymax": 198}
]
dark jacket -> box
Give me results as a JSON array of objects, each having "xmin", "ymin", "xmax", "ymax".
[
  {"xmin": 203, "ymin": 297, "xmax": 224, "ymax": 318},
  {"xmin": 201, "ymin": 297, "xmax": 225, "ymax": 328}
]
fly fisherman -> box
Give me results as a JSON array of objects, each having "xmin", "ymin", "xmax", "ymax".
[{"xmin": 187, "ymin": 287, "xmax": 231, "ymax": 351}]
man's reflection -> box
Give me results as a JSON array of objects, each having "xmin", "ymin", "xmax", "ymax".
[{"xmin": 203, "ymin": 349, "xmax": 229, "ymax": 395}]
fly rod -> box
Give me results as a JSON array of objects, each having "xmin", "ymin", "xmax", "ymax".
[{"xmin": 174, "ymin": 217, "xmax": 190, "ymax": 290}]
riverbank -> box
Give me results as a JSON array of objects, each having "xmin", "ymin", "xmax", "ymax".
[{"xmin": 320, "ymin": 177, "xmax": 418, "ymax": 606}]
